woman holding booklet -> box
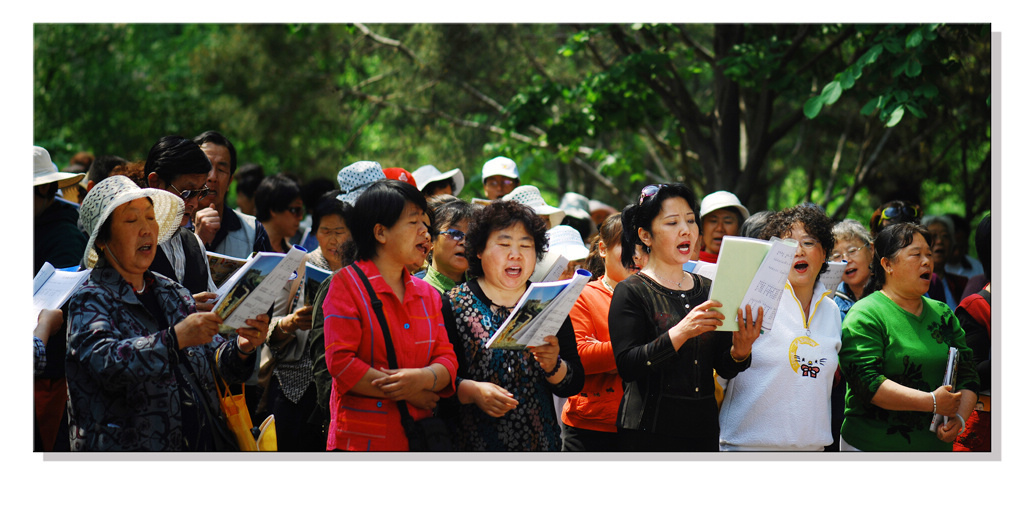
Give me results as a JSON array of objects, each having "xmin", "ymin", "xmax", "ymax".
[
  {"xmin": 838, "ymin": 222, "xmax": 979, "ymax": 451},
  {"xmin": 611, "ymin": 183, "xmax": 762, "ymax": 451},
  {"xmin": 440, "ymin": 199, "xmax": 584, "ymax": 451},
  {"xmin": 65, "ymin": 176, "xmax": 269, "ymax": 451},
  {"xmin": 322, "ymin": 179, "xmax": 457, "ymax": 451},
  {"xmin": 716, "ymin": 205, "xmax": 843, "ymax": 451}
]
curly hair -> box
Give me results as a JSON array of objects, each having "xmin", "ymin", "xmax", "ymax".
[
  {"xmin": 465, "ymin": 199, "xmax": 549, "ymax": 279},
  {"xmin": 760, "ymin": 204, "xmax": 836, "ymax": 283}
]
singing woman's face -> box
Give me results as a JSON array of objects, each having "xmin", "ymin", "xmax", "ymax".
[
  {"xmin": 478, "ymin": 221, "xmax": 536, "ymax": 293},
  {"xmin": 641, "ymin": 196, "xmax": 699, "ymax": 267}
]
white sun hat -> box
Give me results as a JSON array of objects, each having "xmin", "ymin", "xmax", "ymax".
[
  {"xmin": 412, "ymin": 164, "xmax": 465, "ymax": 196},
  {"xmin": 34, "ymin": 146, "xmax": 85, "ymax": 189},
  {"xmin": 531, "ymin": 225, "xmax": 589, "ymax": 281},
  {"xmin": 481, "ymin": 156, "xmax": 519, "ymax": 180},
  {"xmin": 559, "ymin": 192, "xmax": 592, "ymax": 220},
  {"xmin": 336, "ymin": 161, "xmax": 386, "ymax": 205},
  {"xmin": 77, "ymin": 175, "xmax": 184, "ymax": 269},
  {"xmin": 699, "ymin": 190, "xmax": 750, "ymax": 221},
  {"xmin": 503, "ymin": 185, "xmax": 565, "ymax": 227}
]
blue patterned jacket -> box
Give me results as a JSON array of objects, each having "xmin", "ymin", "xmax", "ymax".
[{"xmin": 65, "ymin": 266, "xmax": 254, "ymax": 451}]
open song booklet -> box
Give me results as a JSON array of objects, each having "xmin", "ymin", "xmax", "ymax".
[
  {"xmin": 33, "ymin": 262, "xmax": 91, "ymax": 318},
  {"xmin": 707, "ymin": 236, "xmax": 798, "ymax": 332},
  {"xmin": 211, "ymin": 245, "xmax": 307, "ymax": 334},
  {"xmin": 485, "ymin": 268, "xmax": 592, "ymax": 350}
]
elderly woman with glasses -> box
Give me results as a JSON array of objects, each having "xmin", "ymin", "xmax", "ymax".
[
  {"xmin": 839, "ymin": 222, "xmax": 979, "ymax": 451},
  {"xmin": 611, "ymin": 183, "xmax": 761, "ymax": 451},
  {"xmin": 830, "ymin": 219, "xmax": 875, "ymax": 320},
  {"xmin": 65, "ymin": 176, "xmax": 269, "ymax": 451},
  {"xmin": 440, "ymin": 199, "xmax": 584, "ymax": 451},
  {"xmin": 420, "ymin": 195, "xmax": 479, "ymax": 294},
  {"xmin": 717, "ymin": 205, "xmax": 843, "ymax": 451}
]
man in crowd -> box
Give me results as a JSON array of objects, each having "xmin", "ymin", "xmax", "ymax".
[
  {"xmin": 34, "ymin": 146, "xmax": 87, "ymax": 273},
  {"xmin": 191, "ymin": 130, "xmax": 272, "ymax": 258},
  {"xmin": 481, "ymin": 155, "xmax": 520, "ymax": 200}
]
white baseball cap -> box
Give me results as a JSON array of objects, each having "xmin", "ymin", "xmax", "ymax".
[{"xmin": 481, "ymin": 156, "xmax": 519, "ymax": 180}]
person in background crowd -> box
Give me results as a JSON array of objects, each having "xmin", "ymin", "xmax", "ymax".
[
  {"xmin": 85, "ymin": 155, "xmax": 128, "ymax": 195},
  {"xmin": 838, "ymin": 222, "xmax": 979, "ymax": 451},
  {"xmin": 35, "ymin": 146, "xmax": 88, "ymax": 273},
  {"xmin": 560, "ymin": 192, "xmax": 597, "ymax": 244},
  {"xmin": 420, "ymin": 196, "xmax": 478, "ymax": 294},
  {"xmin": 307, "ymin": 190, "xmax": 353, "ymax": 273},
  {"xmin": 503, "ymin": 185, "xmax": 565, "ymax": 230},
  {"xmin": 561, "ymin": 213, "xmax": 637, "ymax": 451},
  {"xmin": 589, "ymin": 199, "xmax": 617, "ymax": 231},
  {"xmin": 869, "ymin": 199, "xmax": 921, "ymax": 238},
  {"xmin": 383, "ymin": 167, "xmax": 417, "ymax": 188},
  {"xmin": 739, "ymin": 210, "xmax": 774, "ymax": 239},
  {"xmin": 191, "ymin": 131, "xmax": 272, "ymax": 258},
  {"xmin": 323, "ymin": 180, "xmax": 457, "ymax": 451},
  {"xmin": 144, "ymin": 135, "xmax": 219, "ymax": 297},
  {"xmin": 254, "ymin": 174, "xmax": 304, "ymax": 254},
  {"xmin": 698, "ymin": 190, "xmax": 750, "ymax": 263},
  {"xmin": 945, "ymin": 213, "xmax": 985, "ymax": 279},
  {"xmin": 66, "ymin": 175, "xmax": 269, "ymax": 450},
  {"xmin": 110, "ymin": 161, "xmax": 149, "ymax": 188},
  {"xmin": 292, "ymin": 176, "xmax": 336, "ymax": 250},
  {"xmin": 33, "ymin": 307, "xmax": 66, "ymax": 451},
  {"xmin": 922, "ymin": 214, "xmax": 968, "ymax": 311},
  {"xmin": 233, "ymin": 163, "xmax": 264, "ymax": 217},
  {"xmin": 531, "ymin": 225, "xmax": 589, "ymax": 282},
  {"xmin": 611, "ymin": 183, "xmax": 761, "ymax": 451},
  {"xmin": 336, "ymin": 160, "xmax": 387, "ymax": 206},
  {"xmin": 718, "ymin": 205, "xmax": 841, "ymax": 451},
  {"xmin": 830, "ymin": 219, "xmax": 875, "ymax": 320},
  {"xmin": 440, "ymin": 199, "xmax": 584, "ymax": 451},
  {"xmin": 481, "ymin": 156, "xmax": 520, "ymax": 200},
  {"xmin": 413, "ymin": 164, "xmax": 464, "ymax": 200},
  {"xmin": 953, "ymin": 214, "xmax": 991, "ymax": 452}
]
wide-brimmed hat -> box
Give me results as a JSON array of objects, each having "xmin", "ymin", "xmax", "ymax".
[
  {"xmin": 503, "ymin": 185, "xmax": 565, "ymax": 227},
  {"xmin": 34, "ymin": 146, "xmax": 85, "ymax": 189},
  {"xmin": 413, "ymin": 164, "xmax": 465, "ymax": 196},
  {"xmin": 481, "ymin": 156, "xmax": 519, "ymax": 180},
  {"xmin": 337, "ymin": 161, "xmax": 386, "ymax": 205},
  {"xmin": 559, "ymin": 192, "xmax": 591, "ymax": 220},
  {"xmin": 531, "ymin": 225, "xmax": 589, "ymax": 281},
  {"xmin": 383, "ymin": 167, "xmax": 417, "ymax": 188},
  {"xmin": 699, "ymin": 190, "xmax": 750, "ymax": 221},
  {"xmin": 78, "ymin": 175, "xmax": 184, "ymax": 269}
]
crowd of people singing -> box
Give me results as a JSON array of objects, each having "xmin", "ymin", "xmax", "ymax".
[{"xmin": 32, "ymin": 132, "xmax": 992, "ymax": 452}]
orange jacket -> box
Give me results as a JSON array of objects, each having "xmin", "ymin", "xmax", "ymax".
[{"xmin": 561, "ymin": 279, "xmax": 621, "ymax": 433}]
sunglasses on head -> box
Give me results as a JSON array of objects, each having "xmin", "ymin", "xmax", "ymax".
[
  {"xmin": 880, "ymin": 205, "xmax": 920, "ymax": 222},
  {"xmin": 169, "ymin": 183, "xmax": 212, "ymax": 201},
  {"xmin": 638, "ymin": 184, "xmax": 666, "ymax": 206}
]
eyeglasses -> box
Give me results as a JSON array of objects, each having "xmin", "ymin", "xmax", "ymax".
[
  {"xmin": 286, "ymin": 206, "xmax": 304, "ymax": 217},
  {"xmin": 440, "ymin": 228, "xmax": 466, "ymax": 242},
  {"xmin": 784, "ymin": 238, "xmax": 820, "ymax": 250},
  {"xmin": 169, "ymin": 183, "xmax": 212, "ymax": 201},
  {"xmin": 638, "ymin": 184, "xmax": 666, "ymax": 206},
  {"xmin": 831, "ymin": 243, "xmax": 867, "ymax": 261},
  {"xmin": 880, "ymin": 205, "xmax": 920, "ymax": 222},
  {"xmin": 484, "ymin": 177, "xmax": 517, "ymax": 188}
]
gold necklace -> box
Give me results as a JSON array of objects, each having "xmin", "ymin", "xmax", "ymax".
[{"xmin": 600, "ymin": 275, "xmax": 615, "ymax": 294}]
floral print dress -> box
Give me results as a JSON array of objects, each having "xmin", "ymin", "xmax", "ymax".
[{"xmin": 441, "ymin": 280, "xmax": 584, "ymax": 451}]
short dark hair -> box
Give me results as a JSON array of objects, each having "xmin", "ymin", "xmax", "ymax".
[
  {"xmin": 349, "ymin": 179, "xmax": 429, "ymax": 262},
  {"xmin": 429, "ymin": 195, "xmax": 478, "ymax": 236},
  {"xmin": 301, "ymin": 177, "xmax": 335, "ymax": 218},
  {"xmin": 739, "ymin": 210, "xmax": 774, "ymax": 239},
  {"xmin": 465, "ymin": 199, "xmax": 549, "ymax": 279},
  {"xmin": 619, "ymin": 182, "xmax": 699, "ymax": 269},
  {"xmin": 144, "ymin": 135, "xmax": 212, "ymax": 185},
  {"xmin": 311, "ymin": 189, "xmax": 353, "ymax": 233},
  {"xmin": 254, "ymin": 174, "xmax": 302, "ymax": 222},
  {"xmin": 86, "ymin": 155, "xmax": 128, "ymax": 186},
  {"xmin": 869, "ymin": 222, "xmax": 932, "ymax": 293},
  {"xmin": 234, "ymin": 163, "xmax": 265, "ymax": 198},
  {"xmin": 760, "ymin": 204, "xmax": 836, "ymax": 283},
  {"xmin": 422, "ymin": 178, "xmax": 455, "ymax": 198},
  {"xmin": 192, "ymin": 130, "xmax": 237, "ymax": 174}
]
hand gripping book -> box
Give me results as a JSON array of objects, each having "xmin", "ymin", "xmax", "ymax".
[
  {"xmin": 707, "ymin": 236, "xmax": 798, "ymax": 331},
  {"xmin": 33, "ymin": 262, "xmax": 91, "ymax": 318},
  {"xmin": 929, "ymin": 347, "xmax": 960, "ymax": 432},
  {"xmin": 485, "ymin": 269, "xmax": 592, "ymax": 350},
  {"xmin": 211, "ymin": 245, "xmax": 307, "ymax": 334}
]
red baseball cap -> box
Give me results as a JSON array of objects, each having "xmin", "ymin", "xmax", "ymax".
[{"xmin": 382, "ymin": 167, "xmax": 417, "ymax": 188}]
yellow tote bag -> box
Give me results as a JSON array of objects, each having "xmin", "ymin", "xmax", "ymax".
[{"xmin": 215, "ymin": 350, "xmax": 276, "ymax": 451}]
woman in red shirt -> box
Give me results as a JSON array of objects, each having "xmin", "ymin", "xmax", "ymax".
[{"xmin": 322, "ymin": 179, "xmax": 458, "ymax": 451}]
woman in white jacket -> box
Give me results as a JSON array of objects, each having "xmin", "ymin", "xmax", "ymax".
[{"xmin": 718, "ymin": 205, "xmax": 842, "ymax": 451}]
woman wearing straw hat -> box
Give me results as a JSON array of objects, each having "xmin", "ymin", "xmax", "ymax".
[{"xmin": 65, "ymin": 175, "xmax": 269, "ymax": 451}]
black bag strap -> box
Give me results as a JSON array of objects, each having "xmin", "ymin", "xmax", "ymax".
[{"xmin": 348, "ymin": 264, "xmax": 417, "ymax": 429}]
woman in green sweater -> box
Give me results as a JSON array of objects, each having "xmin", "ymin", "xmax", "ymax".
[{"xmin": 839, "ymin": 222, "xmax": 979, "ymax": 451}]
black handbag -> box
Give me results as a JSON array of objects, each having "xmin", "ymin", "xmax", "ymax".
[{"xmin": 350, "ymin": 264, "xmax": 453, "ymax": 452}]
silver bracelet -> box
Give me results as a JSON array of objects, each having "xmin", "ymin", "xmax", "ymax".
[
  {"xmin": 955, "ymin": 413, "xmax": 967, "ymax": 435},
  {"xmin": 930, "ymin": 391, "xmax": 937, "ymax": 414},
  {"xmin": 426, "ymin": 366, "xmax": 438, "ymax": 391}
]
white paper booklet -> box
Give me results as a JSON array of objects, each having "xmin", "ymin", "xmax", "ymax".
[
  {"xmin": 212, "ymin": 245, "xmax": 307, "ymax": 334},
  {"xmin": 708, "ymin": 236, "xmax": 797, "ymax": 331},
  {"xmin": 486, "ymin": 269, "xmax": 592, "ymax": 350},
  {"xmin": 33, "ymin": 262, "xmax": 91, "ymax": 318},
  {"xmin": 819, "ymin": 261, "xmax": 847, "ymax": 297}
]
